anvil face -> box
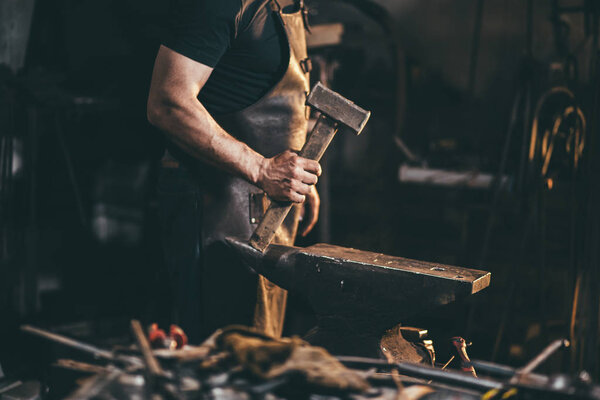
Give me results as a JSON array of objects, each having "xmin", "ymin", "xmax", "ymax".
[{"xmin": 225, "ymin": 237, "xmax": 491, "ymax": 355}]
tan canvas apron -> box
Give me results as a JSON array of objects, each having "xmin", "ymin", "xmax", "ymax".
[{"xmin": 192, "ymin": 0, "xmax": 310, "ymax": 338}]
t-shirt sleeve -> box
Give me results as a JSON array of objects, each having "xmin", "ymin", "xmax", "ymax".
[{"xmin": 162, "ymin": 0, "xmax": 242, "ymax": 68}]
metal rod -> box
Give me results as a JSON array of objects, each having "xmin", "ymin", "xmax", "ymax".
[
  {"xmin": 336, "ymin": 356, "xmax": 502, "ymax": 391},
  {"xmin": 130, "ymin": 320, "xmax": 164, "ymax": 377},
  {"xmin": 469, "ymin": 360, "xmax": 517, "ymax": 378},
  {"xmin": 519, "ymin": 339, "xmax": 570, "ymax": 374},
  {"xmin": 21, "ymin": 325, "xmax": 143, "ymax": 368},
  {"xmin": 21, "ymin": 325, "xmax": 114, "ymax": 360}
]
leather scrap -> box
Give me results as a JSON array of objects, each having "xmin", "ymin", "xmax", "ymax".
[{"xmin": 214, "ymin": 326, "xmax": 371, "ymax": 393}]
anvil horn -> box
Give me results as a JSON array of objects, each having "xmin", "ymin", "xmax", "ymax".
[{"xmin": 224, "ymin": 237, "xmax": 298, "ymax": 288}]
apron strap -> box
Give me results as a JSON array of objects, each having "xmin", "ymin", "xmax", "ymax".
[
  {"xmin": 269, "ymin": 0, "xmax": 285, "ymax": 26},
  {"xmin": 269, "ymin": 0, "xmax": 282, "ymax": 12},
  {"xmin": 297, "ymin": 0, "xmax": 311, "ymax": 32},
  {"xmin": 269, "ymin": 0, "xmax": 311, "ymax": 32}
]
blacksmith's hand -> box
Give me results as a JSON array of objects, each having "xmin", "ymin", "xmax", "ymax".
[
  {"xmin": 258, "ymin": 150, "xmax": 321, "ymax": 203},
  {"xmin": 299, "ymin": 185, "xmax": 320, "ymax": 237}
]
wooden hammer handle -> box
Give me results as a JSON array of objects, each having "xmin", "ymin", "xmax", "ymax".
[
  {"xmin": 249, "ymin": 115, "xmax": 338, "ymax": 251},
  {"xmin": 299, "ymin": 114, "xmax": 339, "ymax": 161}
]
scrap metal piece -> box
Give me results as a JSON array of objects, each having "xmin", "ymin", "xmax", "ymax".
[
  {"xmin": 130, "ymin": 320, "xmax": 169, "ymax": 400},
  {"xmin": 21, "ymin": 325, "xmax": 113, "ymax": 360},
  {"xmin": 65, "ymin": 369, "xmax": 123, "ymax": 400},
  {"xmin": 55, "ymin": 359, "xmax": 112, "ymax": 375},
  {"xmin": 226, "ymin": 238, "xmax": 491, "ymax": 356},
  {"xmin": 517, "ymin": 339, "xmax": 569, "ymax": 375},
  {"xmin": 21, "ymin": 325, "xmax": 143, "ymax": 368},
  {"xmin": 337, "ymin": 356, "xmax": 503, "ymax": 392}
]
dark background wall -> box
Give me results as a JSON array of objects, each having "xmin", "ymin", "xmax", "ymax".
[{"xmin": 1, "ymin": 0, "xmax": 598, "ymax": 381}]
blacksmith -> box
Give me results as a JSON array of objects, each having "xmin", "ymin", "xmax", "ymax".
[{"xmin": 147, "ymin": 0, "xmax": 319, "ymax": 341}]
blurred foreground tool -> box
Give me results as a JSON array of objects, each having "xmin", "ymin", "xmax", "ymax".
[
  {"xmin": 130, "ymin": 320, "xmax": 166, "ymax": 379},
  {"xmin": 338, "ymin": 344, "xmax": 600, "ymax": 400},
  {"xmin": 470, "ymin": 338, "xmax": 571, "ymax": 381},
  {"xmin": 169, "ymin": 325, "xmax": 188, "ymax": 349},
  {"xmin": 148, "ymin": 324, "xmax": 188, "ymax": 350},
  {"xmin": 225, "ymin": 238, "xmax": 490, "ymax": 357},
  {"xmin": 148, "ymin": 324, "xmax": 168, "ymax": 349},
  {"xmin": 249, "ymin": 82, "xmax": 371, "ymax": 251},
  {"xmin": 21, "ymin": 322, "xmax": 599, "ymax": 399},
  {"xmin": 21, "ymin": 325, "xmax": 142, "ymax": 368},
  {"xmin": 130, "ymin": 320, "xmax": 174, "ymax": 400}
]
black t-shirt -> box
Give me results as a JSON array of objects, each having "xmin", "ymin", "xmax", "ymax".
[{"xmin": 163, "ymin": 0, "xmax": 294, "ymax": 115}]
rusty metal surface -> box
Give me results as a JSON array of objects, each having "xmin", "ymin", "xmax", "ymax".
[
  {"xmin": 305, "ymin": 82, "xmax": 371, "ymax": 134},
  {"xmin": 307, "ymin": 243, "xmax": 490, "ymax": 294}
]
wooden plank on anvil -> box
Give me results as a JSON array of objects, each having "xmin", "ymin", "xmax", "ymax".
[{"xmin": 305, "ymin": 244, "xmax": 491, "ymax": 294}]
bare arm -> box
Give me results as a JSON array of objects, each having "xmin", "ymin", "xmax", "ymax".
[{"xmin": 147, "ymin": 45, "xmax": 321, "ymax": 203}]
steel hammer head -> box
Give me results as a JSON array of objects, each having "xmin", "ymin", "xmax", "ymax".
[{"xmin": 306, "ymin": 82, "xmax": 371, "ymax": 135}]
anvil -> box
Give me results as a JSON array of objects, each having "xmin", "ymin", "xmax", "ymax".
[{"xmin": 226, "ymin": 238, "xmax": 491, "ymax": 357}]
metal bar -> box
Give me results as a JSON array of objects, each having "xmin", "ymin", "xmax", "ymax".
[
  {"xmin": 22, "ymin": 325, "xmax": 143, "ymax": 368},
  {"xmin": 21, "ymin": 325, "xmax": 114, "ymax": 359},
  {"xmin": 470, "ymin": 360, "xmax": 517, "ymax": 378},
  {"xmin": 336, "ymin": 356, "xmax": 502, "ymax": 391},
  {"xmin": 130, "ymin": 320, "xmax": 164, "ymax": 377},
  {"xmin": 519, "ymin": 339, "xmax": 570, "ymax": 374}
]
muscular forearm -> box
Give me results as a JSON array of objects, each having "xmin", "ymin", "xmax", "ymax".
[
  {"xmin": 147, "ymin": 46, "xmax": 320, "ymax": 203},
  {"xmin": 148, "ymin": 95, "xmax": 263, "ymax": 184}
]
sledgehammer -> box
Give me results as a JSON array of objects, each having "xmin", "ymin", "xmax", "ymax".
[{"xmin": 249, "ymin": 82, "xmax": 371, "ymax": 252}]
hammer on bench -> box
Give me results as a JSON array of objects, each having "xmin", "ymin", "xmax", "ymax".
[{"xmin": 249, "ymin": 82, "xmax": 371, "ymax": 252}]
